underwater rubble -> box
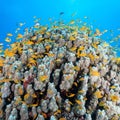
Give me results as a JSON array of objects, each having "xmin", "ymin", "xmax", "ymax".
[{"xmin": 0, "ymin": 22, "xmax": 120, "ymax": 120}]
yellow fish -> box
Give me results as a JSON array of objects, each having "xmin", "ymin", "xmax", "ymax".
[
  {"xmin": 28, "ymin": 58, "xmax": 36, "ymax": 66},
  {"xmin": 29, "ymin": 103, "xmax": 38, "ymax": 107},
  {"xmin": 65, "ymin": 75, "xmax": 71, "ymax": 80},
  {"xmin": 41, "ymin": 112, "xmax": 47, "ymax": 118},
  {"xmin": 52, "ymin": 26, "xmax": 58, "ymax": 29},
  {"xmin": 31, "ymin": 35, "xmax": 37, "ymax": 41},
  {"xmin": 99, "ymin": 101, "xmax": 105, "ymax": 107},
  {"xmin": 0, "ymin": 50, "xmax": 3, "ymax": 53},
  {"xmin": 56, "ymin": 59, "xmax": 61, "ymax": 62},
  {"xmin": 88, "ymin": 53, "xmax": 95, "ymax": 61},
  {"xmin": 31, "ymin": 54, "xmax": 38, "ymax": 59},
  {"xmin": 7, "ymin": 33, "xmax": 13, "ymax": 36},
  {"xmin": 45, "ymin": 53, "xmax": 55, "ymax": 57},
  {"xmin": 92, "ymin": 42, "xmax": 98, "ymax": 49},
  {"xmin": 70, "ymin": 20, "xmax": 75, "ymax": 24},
  {"xmin": 84, "ymin": 16, "xmax": 88, "ymax": 19},
  {"xmin": 5, "ymin": 37, "xmax": 11, "ymax": 42},
  {"xmin": 14, "ymin": 79, "xmax": 19, "ymax": 84},
  {"xmin": 19, "ymin": 22, "xmax": 25, "ymax": 27},
  {"xmin": 78, "ymin": 46, "xmax": 85, "ymax": 51},
  {"xmin": 33, "ymin": 16, "xmax": 37, "ymax": 18},
  {"xmin": 73, "ymin": 66, "xmax": 80, "ymax": 71},
  {"xmin": 72, "ymin": 31, "xmax": 78, "ymax": 36},
  {"xmin": 0, "ymin": 110, "xmax": 3, "ymax": 116},
  {"xmin": 83, "ymin": 97, "xmax": 87, "ymax": 101},
  {"xmin": 34, "ymin": 25, "xmax": 39, "ymax": 29},
  {"xmin": 77, "ymin": 53, "xmax": 86, "ymax": 57},
  {"xmin": 113, "ymin": 57, "xmax": 120, "ymax": 64},
  {"xmin": 68, "ymin": 101, "xmax": 73, "ymax": 105},
  {"xmin": 80, "ymin": 26, "xmax": 88, "ymax": 31},
  {"xmin": 0, "ymin": 79, "xmax": 11, "ymax": 83}
]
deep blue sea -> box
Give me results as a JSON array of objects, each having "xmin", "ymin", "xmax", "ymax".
[{"xmin": 0, "ymin": 0, "xmax": 120, "ymax": 56}]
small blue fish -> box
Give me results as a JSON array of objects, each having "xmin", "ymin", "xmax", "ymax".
[{"xmin": 59, "ymin": 12, "xmax": 64, "ymax": 15}]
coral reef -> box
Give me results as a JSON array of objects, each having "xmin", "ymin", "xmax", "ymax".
[{"xmin": 0, "ymin": 21, "xmax": 120, "ymax": 120}]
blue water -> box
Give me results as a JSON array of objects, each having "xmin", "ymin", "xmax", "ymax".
[{"xmin": 0, "ymin": 0, "xmax": 120, "ymax": 56}]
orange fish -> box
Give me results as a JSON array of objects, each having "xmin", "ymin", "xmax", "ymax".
[
  {"xmin": 18, "ymin": 88, "xmax": 24, "ymax": 95},
  {"xmin": 16, "ymin": 34, "xmax": 23, "ymax": 40},
  {"xmin": 24, "ymin": 94, "xmax": 30, "ymax": 100},
  {"xmin": 54, "ymin": 109, "xmax": 61, "ymax": 115},
  {"xmin": 41, "ymin": 112, "xmax": 47, "ymax": 118},
  {"xmin": 88, "ymin": 53, "xmax": 95, "ymax": 61},
  {"xmin": 59, "ymin": 118, "xmax": 66, "ymax": 120},
  {"xmin": 0, "ymin": 59, "xmax": 4, "ymax": 67},
  {"xmin": 68, "ymin": 93, "xmax": 75, "ymax": 97},
  {"xmin": 79, "ymin": 77, "xmax": 84, "ymax": 81},
  {"xmin": 90, "ymin": 70, "xmax": 100, "ymax": 76},
  {"xmin": 94, "ymin": 90, "xmax": 103, "ymax": 99},
  {"xmin": 69, "ymin": 46, "xmax": 77, "ymax": 51},
  {"xmin": 78, "ymin": 90, "xmax": 84, "ymax": 94},
  {"xmin": 25, "ymin": 40, "xmax": 34, "ymax": 45},
  {"xmin": 39, "ymin": 75, "xmax": 48, "ymax": 82},
  {"xmin": 45, "ymin": 45, "xmax": 51, "ymax": 51},
  {"xmin": 69, "ymin": 36, "xmax": 76, "ymax": 41},
  {"xmin": 77, "ymin": 53, "xmax": 86, "ymax": 57},
  {"xmin": 75, "ymin": 100, "xmax": 82, "ymax": 105},
  {"xmin": 110, "ymin": 95, "xmax": 119, "ymax": 102},
  {"xmin": 4, "ymin": 49, "xmax": 15, "ymax": 57},
  {"xmin": 33, "ymin": 114, "xmax": 37, "ymax": 120},
  {"xmin": 73, "ymin": 82, "xmax": 78, "ymax": 86}
]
